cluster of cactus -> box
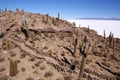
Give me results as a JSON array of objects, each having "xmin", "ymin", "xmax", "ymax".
[
  {"xmin": 9, "ymin": 58, "xmax": 18, "ymax": 77},
  {"xmin": 108, "ymin": 32, "xmax": 115, "ymax": 51},
  {"xmin": 21, "ymin": 20, "xmax": 35, "ymax": 40},
  {"xmin": 0, "ymin": 7, "xmax": 8, "ymax": 12},
  {"xmin": 79, "ymin": 36, "xmax": 90, "ymax": 78}
]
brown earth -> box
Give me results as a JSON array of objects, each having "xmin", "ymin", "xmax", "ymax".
[{"xmin": 0, "ymin": 9, "xmax": 120, "ymax": 80}]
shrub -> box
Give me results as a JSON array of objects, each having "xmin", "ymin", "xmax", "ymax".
[
  {"xmin": 40, "ymin": 65, "xmax": 46, "ymax": 70},
  {"xmin": 26, "ymin": 77, "xmax": 34, "ymax": 80},
  {"xmin": 44, "ymin": 71, "xmax": 54, "ymax": 77},
  {"xmin": 0, "ymin": 67, "xmax": 6, "ymax": 72},
  {"xmin": 29, "ymin": 57, "xmax": 35, "ymax": 62},
  {"xmin": 20, "ymin": 53, "xmax": 27, "ymax": 58},
  {"xmin": 10, "ymin": 53, "xmax": 16, "ymax": 57},
  {"xmin": 0, "ymin": 57, "xmax": 4, "ymax": 62},
  {"xmin": 101, "ymin": 62, "xmax": 110, "ymax": 67},
  {"xmin": 0, "ymin": 75, "xmax": 9, "ymax": 80},
  {"xmin": 21, "ymin": 67, "xmax": 26, "ymax": 72}
]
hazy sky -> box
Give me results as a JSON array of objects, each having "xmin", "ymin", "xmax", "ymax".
[{"xmin": 0, "ymin": 0, "xmax": 120, "ymax": 19}]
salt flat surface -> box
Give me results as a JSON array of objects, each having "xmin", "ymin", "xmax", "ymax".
[{"xmin": 68, "ymin": 20, "xmax": 120, "ymax": 38}]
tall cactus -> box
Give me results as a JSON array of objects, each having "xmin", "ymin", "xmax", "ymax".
[
  {"xmin": 79, "ymin": 36, "xmax": 90, "ymax": 78},
  {"xmin": 73, "ymin": 26, "xmax": 78, "ymax": 57},
  {"xmin": 9, "ymin": 59, "xmax": 18, "ymax": 77}
]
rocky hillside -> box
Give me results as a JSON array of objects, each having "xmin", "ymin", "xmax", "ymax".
[{"xmin": 0, "ymin": 9, "xmax": 120, "ymax": 80}]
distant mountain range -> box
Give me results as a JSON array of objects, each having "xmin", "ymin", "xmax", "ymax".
[{"xmin": 76, "ymin": 17, "xmax": 120, "ymax": 20}]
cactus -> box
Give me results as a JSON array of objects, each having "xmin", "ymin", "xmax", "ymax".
[
  {"xmin": 2, "ymin": 9, "xmax": 4, "ymax": 12},
  {"xmin": 16, "ymin": 8, "xmax": 19, "ymax": 12},
  {"xmin": 73, "ymin": 22, "xmax": 76, "ymax": 27},
  {"xmin": 113, "ymin": 39, "xmax": 115, "ymax": 52},
  {"xmin": 73, "ymin": 38, "xmax": 78, "ymax": 57},
  {"xmin": 57, "ymin": 13, "xmax": 60, "ymax": 20},
  {"xmin": 104, "ymin": 30, "xmax": 106, "ymax": 39},
  {"xmin": 46, "ymin": 14, "xmax": 49, "ymax": 23},
  {"xmin": 4, "ymin": 7, "xmax": 7, "ymax": 12},
  {"xmin": 79, "ymin": 36, "xmax": 90, "ymax": 78},
  {"xmin": 87, "ymin": 25, "xmax": 90, "ymax": 33},
  {"xmin": 21, "ymin": 20, "xmax": 29, "ymax": 38},
  {"xmin": 9, "ymin": 59, "xmax": 18, "ymax": 77},
  {"xmin": 73, "ymin": 27, "xmax": 78, "ymax": 57},
  {"xmin": 109, "ymin": 32, "xmax": 113, "ymax": 47}
]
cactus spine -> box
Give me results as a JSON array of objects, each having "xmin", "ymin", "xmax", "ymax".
[
  {"xmin": 79, "ymin": 36, "xmax": 90, "ymax": 78},
  {"xmin": 9, "ymin": 59, "xmax": 18, "ymax": 77}
]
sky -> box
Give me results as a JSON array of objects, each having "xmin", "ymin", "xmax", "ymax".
[{"xmin": 0, "ymin": 0, "xmax": 120, "ymax": 19}]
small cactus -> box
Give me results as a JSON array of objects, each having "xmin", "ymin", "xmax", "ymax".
[
  {"xmin": 113, "ymin": 39, "xmax": 115, "ymax": 52},
  {"xmin": 2, "ymin": 9, "xmax": 4, "ymax": 12},
  {"xmin": 104, "ymin": 30, "xmax": 106, "ymax": 39},
  {"xmin": 73, "ymin": 38, "xmax": 78, "ymax": 57},
  {"xmin": 109, "ymin": 32, "xmax": 113, "ymax": 47},
  {"xmin": 4, "ymin": 7, "xmax": 7, "ymax": 12},
  {"xmin": 46, "ymin": 14, "xmax": 49, "ymax": 23},
  {"xmin": 16, "ymin": 8, "xmax": 19, "ymax": 12},
  {"xmin": 9, "ymin": 59, "xmax": 18, "ymax": 77},
  {"xmin": 57, "ymin": 13, "xmax": 60, "ymax": 20},
  {"xmin": 73, "ymin": 22, "xmax": 76, "ymax": 27},
  {"xmin": 87, "ymin": 25, "xmax": 90, "ymax": 33}
]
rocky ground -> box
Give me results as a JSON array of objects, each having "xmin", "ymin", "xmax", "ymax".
[{"xmin": 0, "ymin": 9, "xmax": 120, "ymax": 80}]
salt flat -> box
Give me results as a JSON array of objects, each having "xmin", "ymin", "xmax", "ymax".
[{"xmin": 68, "ymin": 20, "xmax": 120, "ymax": 38}]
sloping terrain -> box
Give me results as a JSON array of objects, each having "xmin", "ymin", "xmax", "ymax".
[{"xmin": 0, "ymin": 10, "xmax": 120, "ymax": 80}]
